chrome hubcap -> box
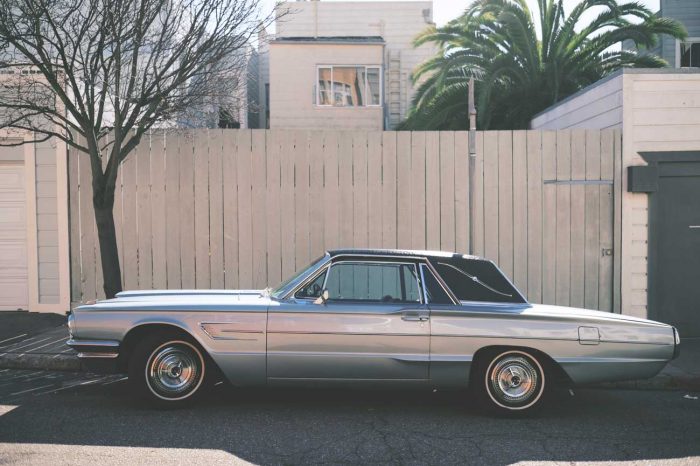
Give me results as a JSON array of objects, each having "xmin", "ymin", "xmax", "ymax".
[
  {"xmin": 147, "ymin": 343, "xmax": 202, "ymax": 399},
  {"xmin": 489, "ymin": 356, "xmax": 538, "ymax": 404}
]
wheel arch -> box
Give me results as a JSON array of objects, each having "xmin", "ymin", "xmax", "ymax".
[
  {"xmin": 469, "ymin": 345, "xmax": 573, "ymax": 388},
  {"xmin": 117, "ymin": 323, "xmax": 221, "ymax": 378}
]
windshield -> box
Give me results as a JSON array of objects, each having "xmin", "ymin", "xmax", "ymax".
[{"xmin": 268, "ymin": 255, "xmax": 328, "ymax": 299}]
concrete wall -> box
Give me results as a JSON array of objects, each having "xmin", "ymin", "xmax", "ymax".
[
  {"xmin": 269, "ymin": 42, "xmax": 384, "ymax": 130},
  {"xmin": 531, "ymin": 69, "xmax": 700, "ymax": 319},
  {"xmin": 271, "ymin": 1, "xmax": 436, "ymax": 128}
]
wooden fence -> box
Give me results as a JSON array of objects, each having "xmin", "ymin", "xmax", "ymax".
[{"xmin": 69, "ymin": 129, "xmax": 622, "ymax": 311}]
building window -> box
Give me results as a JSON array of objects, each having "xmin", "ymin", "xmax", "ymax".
[
  {"xmin": 680, "ymin": 40, "xmax": 700, "ymax": 68},
  {"xmin": 316, "ymin": 65, "xmax": 382, "ymax": 107}
]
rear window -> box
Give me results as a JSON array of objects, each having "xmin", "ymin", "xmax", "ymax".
[{"xmin": 429, "ymin": 257, "xmax": 525, "ymax": 304}]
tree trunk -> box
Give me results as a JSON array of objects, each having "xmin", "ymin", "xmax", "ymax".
[{"xmin": 94, "ymin": 202, "xmax": 123, "ymax": 299}]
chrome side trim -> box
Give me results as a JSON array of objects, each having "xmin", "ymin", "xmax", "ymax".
[
  {"xmin": 67, "ymin": 339, "xmax": 120, "ymax": 348},
  {"xmin": 77, "ymin": 352, "xmax": 119, "ymax": 359}
]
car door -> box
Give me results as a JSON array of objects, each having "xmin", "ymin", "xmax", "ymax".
[{"xmin": 266, "ymin": 258, "xmax": 430, "ymax": 383}]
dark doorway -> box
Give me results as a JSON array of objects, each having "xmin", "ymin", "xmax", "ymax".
[{"xmin": 645, "ymin": 153, "xmax": 700, "ymax": 337}]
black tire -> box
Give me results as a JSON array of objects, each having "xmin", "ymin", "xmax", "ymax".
[
  {"xmin": 128, "ymin": 332, "xmax": 207, "ymax": 407},
  {"xmin": 472, "ymin": 349, "xmax": 547, "ymax": 415}
]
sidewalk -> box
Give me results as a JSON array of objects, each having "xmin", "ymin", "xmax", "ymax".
[
  {"xmin": 0, "ymin": 312, "xmax": 78, "ymax": 371},
  {"xmin": 0, "ymin": 312, "xmax": 698, "ymax": 391}
]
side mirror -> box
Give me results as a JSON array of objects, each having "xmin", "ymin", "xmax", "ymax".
[{"xmin": 313, "ymin": 289, "xmax": 329, "ymax": 305}]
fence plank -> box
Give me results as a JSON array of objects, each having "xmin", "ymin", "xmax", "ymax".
[
  {"xmin": 353, "ymin": 131, "xmax": 369, "ymax": 248},
  {"xmin": 483, "ymin": 131, "xmax": 499, "ymax": 262},
  {"xmin": 151, "ymin": 131, "xmax": 167, "ymax": 289},
  {"xmin": 512, "ymin": 130, "xmax": 527, "ymax": 292},
  {"xmin": 425, "ymin": 132, "xmax": 440, "ymax": 250},
  {"xmin": 411, "ymin": 132, "xmax": 426, "ymax": 250},
  {"xmin": 77, "ymin": 147, "xmax": 96, "ymax": 301},
  {"xmin": 555, "ymin": 130, "xmax": 571, "ymax": 306},
  {"xmin": 381, "ymin": 132, "xmax": 397, "ymax": 248},
  {"xmin": 541, "ymin": 131, "xmax": 557, "ymax": 304},
  {"xmin": 570, "ymin": 129, "xmax": 586, "ymax": 308},
  {"xmin": 396, "ymin": 131, "xmax": 412, "ymax": 249},
  {"xmin": 137, "ymin": 133, "xmax": 153, "ymax": 290},
  {"xmin": 222, "ymin": 130, "xmax": 239, "ymax": 288},
  {"xmin": 309, "ymin": 132, "xmax": 325, "ymax": 258},
  {"xmin": 473, "ymin": 132, "xmax": 485, "ymax": 256},
  {"xmin": 266, "ymin": 130, "xmax": 282, "ymax": 286},
  {"xmin": 194, "ymin": 131, "xmax": 210, "ymax": 288},
  {"xmin": 584, "ymin": 130, "xmax": 601, "ymax": 309},
  {"xmin": 68, "ymin": 145, "xmax": 81, "ymax": 302},
  {"xmin": 338, "ymin": 132, "xmax": 354, "ymax": 249},
  {"xmin": 497, "ymin": 131, "xmax": 513, "ymax": 279},
  {"xmin": 251, "ymin": 130, "xmax": 267, "ymax": 287},
  {"xmin": 178, "ymin": 132, "xmax": 196, "ymax": 289},
  {"xmin": 440, "ymin": 132, "xmax": 456, "ymax": 251},
  {"xmin": 237, "ymin": 130, "xmax": 253, "ymax": 287},
  {"xmin": 323, "ymin": 132, "xmax": 340, "ymax": 250},
  {"xmin": 293, "ymin": 131, "xmax": 309, "ymax": 270},
  {"xmin": 251, "ymin": 129, "xmax": 266, "ymax": 289},
  {"xmin": 454, "ymin": 132, "xmax": 468, "ymax": 254},
  {"xmin": 165, "ymin": 131, "xmax": 182, "ymax": 289},
  {"xmin": 526, "ymin": 131, "xmax": 542, "ymax": 303},
  {"xmin": 367, "ymin": 132, "xmax": 383, "ymax": 247},
  {"xmin": 279, "ymin": 130, "xmax": 295, "ymax": 278},
  {"xmin": 612, "ymin": 129, "xmax": 623, "ymax": 313},
  {"xmin": 599, "ymin": 130, "xmax": 615, "ymax": 311},
  {"xmin": 121, "ymin": 146, "xmax": 138, "ymax": 291},
  {"xmin": 208, "ymin": 130, "xmax": 224, "ymax": 289}
]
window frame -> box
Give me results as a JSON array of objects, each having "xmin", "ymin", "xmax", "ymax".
[
  {"xmin": 322, "ymin": 260, "xmax": 423, "ymax": 304},
  {"xmin": 676, "ymin": 38, "xmax": 700, "ymax": 68},
  {"xmin": 315, "ymin": 65, "xmax": 383, "ymax": 108}
]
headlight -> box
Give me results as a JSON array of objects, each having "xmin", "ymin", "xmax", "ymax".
[
  {"xmin": 673, "ymin": 327, "xmax": 681, "ymax": 345},
  {"xmin": 67, "ymin": 311, "xmax": 75, "ymax": 338}
]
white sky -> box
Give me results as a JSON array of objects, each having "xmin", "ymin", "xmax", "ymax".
[{"xmin": 260, "ymin": 0, "xmax": 660, "ymax": 30}]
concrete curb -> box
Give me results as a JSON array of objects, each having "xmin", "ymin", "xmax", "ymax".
[
  {"xmin": 594, "ymin": 376, "xmax": 700, "ymax": 391},
  {"xmin": 0, "ymin": 353, "xmax": 81, "ymax": 372}
]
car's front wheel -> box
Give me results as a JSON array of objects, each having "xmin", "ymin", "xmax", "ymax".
[
  {"xmin": 474, "ymin": 349, "xmax": 546, "ymax": 415},
  {"xmin": 128, "ymin": 333, "xmax": 207, "ymax": 406}
]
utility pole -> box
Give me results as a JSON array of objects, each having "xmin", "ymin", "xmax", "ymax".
[{"xmin": 468, "ymin": 77, "xmax": 477, "ymax": 256}]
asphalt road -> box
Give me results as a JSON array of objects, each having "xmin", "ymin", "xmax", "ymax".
[{"xmin": 0, "ymin": 370, "xmax": 699, "ymax": 465}]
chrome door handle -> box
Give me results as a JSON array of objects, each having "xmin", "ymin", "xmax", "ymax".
[{"xmin": 402, "ymin": 314, "xmax": 429, "ymax": 322}]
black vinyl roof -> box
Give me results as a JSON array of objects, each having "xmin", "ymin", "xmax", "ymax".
[{"xmin": 327, "ymin": 249, "xmax": 488, "ymax": 262}]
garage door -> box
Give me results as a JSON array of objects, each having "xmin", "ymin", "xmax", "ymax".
[
  {"xmin": 0, "ymin": 164, "xmax": 29, "ymax": 311},
  {"xmin": 649, "ymin": 160, "xmax": 700, "ymax": 337}
]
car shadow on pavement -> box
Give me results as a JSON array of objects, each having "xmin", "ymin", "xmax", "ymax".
[{"xmin": 1, "ymin": 379, "xmax": 699, "ymax": 465}]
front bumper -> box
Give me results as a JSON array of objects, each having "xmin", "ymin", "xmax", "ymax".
[{"xmin": 67, "ymin": 338, "xmax": 121, "ymax": 373}]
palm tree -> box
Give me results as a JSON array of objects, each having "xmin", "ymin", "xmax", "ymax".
[{"xmin": 400, "ymin": 0, "xmax": 686, "ymax": 130}]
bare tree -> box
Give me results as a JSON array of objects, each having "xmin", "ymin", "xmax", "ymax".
[{"xmin": 0, "ymin": 0, "xmax": 271, "ymax": 298}]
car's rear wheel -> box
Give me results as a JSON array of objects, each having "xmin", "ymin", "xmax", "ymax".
[
  {"xmin": 128, "ymin": 333, "xmax": 206, "ymax": 406},
  {"xmin": 473, "ymin": 349, "xmax": 546, "ymax": 415}
]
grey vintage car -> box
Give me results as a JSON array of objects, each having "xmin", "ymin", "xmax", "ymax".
[{"xmin": 68, "ymin": 249, "xmax": 680, "ymax": 413}]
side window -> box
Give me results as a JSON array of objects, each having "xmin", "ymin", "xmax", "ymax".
[
  {"xmin": 420, "ymin": 265, "xmax": 453, "ymax": 305},
  {"xmin": 325, "ymin": 262, "xmax": 420, "ymax": 303},
  {"xmin": 295, "ymin": 270, "xmax": 327, "ymax": 299}
]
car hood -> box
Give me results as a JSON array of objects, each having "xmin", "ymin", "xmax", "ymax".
[{"xmin": 75, "ymin": 289, "xmax": 271, "ymax": 312}]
